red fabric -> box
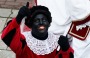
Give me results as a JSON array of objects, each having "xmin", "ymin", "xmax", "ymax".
[
  {"xmin": 68, "ymin": 15, "xmax": 90, "ymax": 40},
  {"xmin": 68, "ymin": 23, "xmax": 90, "ymax": 40},
  {"xmin": 1, "ymin": 18, "xmax": 73, "ymax": 58},
  {"xmin": 55, "ymin": 47, "xmax": 74, "ymax": 58},
  {"xmin": 73, "ymin": 15, "xmax": 90, "ymax": 25}
]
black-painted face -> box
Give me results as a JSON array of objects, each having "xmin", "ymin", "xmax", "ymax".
[{"xmin": 31, "ymin": 14, "xmax": 50, "ymax": 38}]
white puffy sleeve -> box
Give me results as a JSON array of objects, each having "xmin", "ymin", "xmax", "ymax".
[{"xmin": 66, "ymin": 0, "xmax": 90, "ymax": 21}]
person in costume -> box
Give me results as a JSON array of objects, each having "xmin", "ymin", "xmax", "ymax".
[
  {"xmin": 36, "ymin": 0, "xmax": 90, "ymax": 58},
  {"xmin": 1, "ymin": 3, "xmax": 73, "ymax": 58}
]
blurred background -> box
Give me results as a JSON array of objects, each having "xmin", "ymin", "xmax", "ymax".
[{"xmin": 0, "ymin": 0, "xmax": 34, "ymax": 58}]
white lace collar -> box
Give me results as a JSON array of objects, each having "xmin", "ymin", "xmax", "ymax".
[{"xmin": 22, "ymin": 31, "xmax": 59, "ymax": 55}]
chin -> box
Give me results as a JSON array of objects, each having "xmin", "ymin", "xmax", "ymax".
[
  {"xmin": 38, "ymin": 29, "xmax": 46, "ymax": 33},
  {"xmin": 39, "ymin": 31, "xmax": 46, "ymax": 34}
]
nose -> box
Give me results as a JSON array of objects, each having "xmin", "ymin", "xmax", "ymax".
[{"xmin": 39, "ymin": 19, "xmax": 43, "ymax": 24}]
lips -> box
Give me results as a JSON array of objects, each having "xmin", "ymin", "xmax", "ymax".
[{"xmin": 38, "ymin": 26, "xmax": 45, "ymax": 30}]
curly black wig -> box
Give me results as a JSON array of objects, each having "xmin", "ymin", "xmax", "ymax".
[{"xmin": 25, "ymin": 5, "xmax": 52, "ymax": 28}]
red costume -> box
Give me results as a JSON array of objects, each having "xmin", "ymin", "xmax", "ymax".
[{"xmin": 1, "ymin": 18, "xmax": 73, "ymax": 58}]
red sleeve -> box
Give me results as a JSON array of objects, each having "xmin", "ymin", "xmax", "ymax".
[
  {"xmin": 1, "ymin": 18, "xmax": 19, "ymax": 39},
  {"xmin": 1, "ymin": 18, "xmax": 26, "ymax": 55},
  {"xmin": 55, "ymin": 47, "xmax": 74, "ymax": 58}
]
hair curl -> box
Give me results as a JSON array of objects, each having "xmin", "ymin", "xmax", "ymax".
[{"xmin": 25, "ymin": 6, "xmax": 52, "ymax": 28}]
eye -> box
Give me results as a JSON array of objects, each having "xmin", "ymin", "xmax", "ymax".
[
  {"xmin": 42, "ymin": 18, "xmax": 47, "ymax": 22},
  {"xmin": 34, "ymin": 18, "xmax": 39, "ymax": 23},
  {"xmin": 43, "ymin": 19, "xmax": 46, "ymax": 22}
]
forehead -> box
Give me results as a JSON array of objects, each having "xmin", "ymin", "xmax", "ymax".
[{"xmin": 34, "ymin": 14, "xmax": 47, "ymax": 18}]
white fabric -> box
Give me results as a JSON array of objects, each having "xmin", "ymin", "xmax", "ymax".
[
  {"xmin": 22, "ymin": 31, "xmax": 59, "ymax": 55},
  {"xmin": 71, "ymin": 32, "xmax": 90, "ymax": 58},
  {"xmin": 20, "ymin": 17, "xmax": 25, "ymax": 33},
  {"xmin": 66, "ymin": 0, "xmax": 90, "ymax": 20},
  {"xmin": 37, "ymin": 0, "xmax": 70, "ymax": 25},
  {"xmin": 37, "ymin": 0, "xmax": 90, "ymax": 34},
  {"xmin": 37, "ymin": 0, "xmax": 90, "ymax": 58}
]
